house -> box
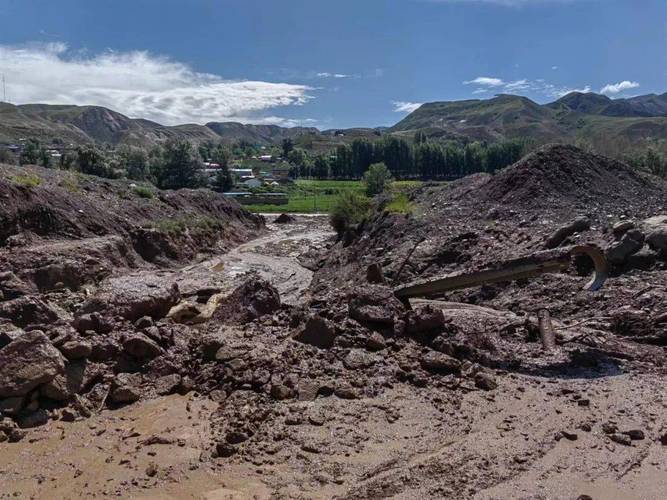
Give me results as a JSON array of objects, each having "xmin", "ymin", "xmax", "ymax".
[
  {"xmin": 271, "ymin": 163, "xmax": 292, "ymax": 182},
  {"xmin": 259, "ymin": 155, "xmax": 273, "ymax": 162}
]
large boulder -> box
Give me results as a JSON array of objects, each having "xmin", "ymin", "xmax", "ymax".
[
  {"xmin": 642, "ymin": 216, "xmax": 667, "ymax": 253},
  {"xmin": 348, "ymin": 285, "xmax": 405, "ymax": 326},
  {"xmin": 0, "ymin": 272, "xmax": 33, "ymax": 300},
  {"xmin": 110, "ymin": 373, "xmax": 142, "ymax": 404},
  {"xmin": 606, "ymin": 229, "xmax": 645, "ymax": 265},
  {"xmin": 212, "ymin": 277, "xmax": 281, "ymax": 325},
  {"xmin": 544, "ymin": 217, "xmax": 590, "ymax": 249},
  {"xmin": 0, "ymin": 296, "xmax": 61, "ymax": 328},
  {"xmin": 41, "ymin": 361, "xmax": 104, "ymax": 401},
  {"xmin": 0, "ymin": 330, "xmax": 66, "ymax": 397},
  {"xmin": 293, "ymin": 315, "xmax": 337, "ymax": 349},
  {"xmin": 122, "ymin": 333, "xmax": 163, "ymax": 360},
  {"xmin": 79, "ymin": 274, "xmax": 180, "ymax": 321}
]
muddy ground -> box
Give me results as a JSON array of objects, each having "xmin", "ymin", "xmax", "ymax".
[{"xmin": 1, "ymin": 147, "xmax": 667, "ymax": 499}]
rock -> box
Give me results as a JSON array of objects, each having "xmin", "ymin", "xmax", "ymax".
[
  {"xmin": 601, "ymin": 422, "xmax": 617, "ymax": 434},
  {"xmin": 58, "ymin": 339, "xmax": 93, "ymax": 360},
  {"xmin": 366, "ymin": 263, "xmax": 386, "ymax": 284},
  {"xmin": 212, "ymin": 277, "xmax": 281, "ymax": 325},
  {"xmin": 154, "ymin": 374, "xmax": 181, "ymax": 396},
  {"xmin": 0, "ymin": 324, "xmax": 23, "ymax": 349},
  {"xmin": 420, "ymin": 351, "xmax": 461, "ymax": 374},
  {"xmin": 544, "ymin": 217, "xmax": 591, "ymax": 249},
  {"xmin": 293, "ymin": 315, "xmax": 336, "ymax": 349},
  {"xmin": 178, "ymin": 376, "xmax": 194, "ymax": 395},
  {"xmin": 167, "ymin": 302, "xmax": 202, "ymax": 324},
  {"xmin": 606, "ymin": 229, "xmax": 645, "ymax": 265},
  {"xmin": 270, "ymin": 384, "xmax": 292, "ymax": 400},
  {"xmin": 225, "ymin": 430, "xmax": 249, "ymax": 444},
  {"xmin": 274, "ymin": 213, "xmax": 296, "ymax": 224},
  {"xmin": 612, "ymin": 220, "xmax": 635, "ymax": 236},
  {"xmin": 610, "ymin": 433, "xmax": 632, "ymax": 446},
  {"xmin": 366, "ymin": 332, "xmax": 387, "ymax": 351},
  {"xmin": 660, "ymin": 432, "xmax": 667, "ymax": 446},
  {"xmin": 134, "ymin": 316, "xmax": 154, "ymax": 330},
  {"xmin": 90, "ymin": 338, "xmax": 120, "ymax": 362},
  {"xmin": 559, "ymin": 430, "xmax": 578, "ymax": 441},
  {"xmin": 41, "ymin": 360, "xmax": 102, "ymax": 401},
  {"xmin": 17, "ymin": 409, "xmax": 49, "ymax": 429},
  {"xmin": 61, "ymin": 407, "xmax": 79, "ymax": 422},
  {"xmin": 308, "ymin": 413, "xmax": 327, "ymax": 426},
  {"xmin": 80, "ymin": 276, "xmax": 180, "ymax": 321},
  {"xmin": 110, "ymin": 373, "xmax": 142, "ymax": 404},
  {"xmin": 0, "ymin": 417, "xmax": 25, "ymax": 442},
  {"xmin": 0, "ymin": 296, "xmax": 61, "ymax": 328},
  {"xmin": 474, "ymin": 372, "xmax": 498, "ymax": 391},
  {"xmin": 623, "ymin": 429, "xmax": 645, "ymax": 441},
  {"xmin": 297, "ymin": 380, "xmax": 322, "ymax": 401},
  {"xmin": 72, "ymin": 313, "xmax": 114, "ymax": 334},
  {"xmin": 0, "ymin": 330, "xmax": 66, "ymax": 398},
  {"xmin": 0, "ymin": 395, "xmax": 25, "ymax": 416},
  {"xmin": 343, "ymin": 349, "xmax": 375, "ymax": 370},
  {"xmin": 348, "ymin": 285, "xmax": 405, "ymax": 326},
  {"xmin": 200, "ymin": 331, "xmax": 227, "ymax": 360},
  {"xmin": 334, "ymin": 385, "xmax": 359, "ymax": 400},
  {"xmin": 0, "ymin": 272, "xmax": 33, "ymax": 300},
  {"xmin": 405, "ymin": 305, "xmax": 446, "ymax": 335},
  {"xmin": 145, "ymin": 462, "xmax": 158, "ymax": 477},
  {"xmin": 215, "ymin": 441, "xmax": 237, "ymax": 457},
  {"xmin": 122, "ymin": 333, "xmax": 163, "ymax": 360}
]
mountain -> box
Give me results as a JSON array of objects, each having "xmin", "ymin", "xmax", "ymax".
[
  {"xmin": 390, "ymin": 93, "xmax": 667, "ymax": 155},
  {"xmin": 0, "ymin": 103, "xmax": 314, "ymax": 147}
]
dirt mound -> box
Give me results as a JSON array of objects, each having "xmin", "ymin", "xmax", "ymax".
[{"xmin": 473, "ymin": 144, "xmax": 666, "ymax": 208}]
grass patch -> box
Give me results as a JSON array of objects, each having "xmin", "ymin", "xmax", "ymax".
[
  {"xmin": 385, "ymin": 193, "xmax": 415, "ymax": 214},
  {"xmin": 10, "ymin": 173, "xmax": 42, "ymax": 189},
  {"xmin": 60, "ymin": 174, "xmax": 80, "ymax": 193},
  {"xmin": 244, "ymin": 179, "xmax": 422, "ymax": 214},
  {"xmin": 133, "ymin": 185, "xmax": 155, "ymax": 199}
]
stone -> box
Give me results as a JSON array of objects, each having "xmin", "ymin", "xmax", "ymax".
[
  {"xmin": 293, "ymin": 315, "xmax": 336, "ymax": 349},
  {"xmin": 122, "ymin": 333, "xmax": 163, "ymax": 360},
  {"xmin": 90, "ymin": 338, "xmax": 120, "ymax": 362},
  {"xmin": 212, "ymin": 277, "xmax": 281, "ymax": 325},
  {"xmin": 298, "ymin": 380, "xmax": 321, "ymax": 401},
  {"xmin": 334, "ymin": 385, "xmax": 359, "ymax": 400},
  {"xmin": 167, "ymin": 302, "xmax": 202, "ymax": 324},
  {"xmin": 215, "ymin": 441, "xmax": 237, "ymax": 457},
  {"xmin": 474, "ymin": 372, "xmax": 498, "ymax": 391},
  {"xmin": 72, "ymin": 313, "xmax": 113, "ymax": 334},
  {"xmin": 606, "ymin": 229, "xmax": 645, "ymax": 265},
  {"xmin": 145, "ymin": 462, "xmax": 158, "ymax": 477},
  {"xmin": 61, "ymin": 407, "xmax": 79, "ymax": 422},
  {"xmin": 420, "ymin": 351, "xmax": 461, "ymax": 374},
  {"xmin": 273, "ymin": 213, "xmax": 296, "ymax": 224},
  {"xmin": 366, "ymin": 332, "xmax": 387, "ymax": 351},
  {"xmin": 200, "ymin": 332, "xmax": 227, "ymax": 360},
  {"xmin": 58, "ymin": 339, "xmax": 93, "ymax": 360},
  {"xmin": 225, "ymin": 430, "xmax": 249, "ymax": 444},
  {"xmin": 559, "ymin": 430, "xmax": 578, "ymax": 441},
  {"xmin": 610, "ymin": 433, "xmax": 632, "ymax": 446},
  {"xmin": 154, "ymin": 374, "xmax": 181, "ymax": 396},
  {"xmin": 0, "ymin": 395, "xmax": 25, "ymax": 416},
  {"xmin": 18, "ymin": 409, "xmax": 49, "ymax": 429},
  {"xmin": 612, "ymin": 220, "xmax": 635, "ymax": 236},
  {"xmin": 660, "ymin": 432, "xmax": 667, "ymax": 446},
  {"xmin": 135, "ymin": 316, "xmax": 154, "ymax": 330},
  {"xmin": 623, "ymin": 429, "xmax": 645, "ymax": 441},
  {"xmin": 0, "ymin": 271, "xmax": 33, "ymax": 300},
  {"xmin": 406, "ymin": 305, "xmax": 446, "ymax": 335},
  {"xmin": 348, "ymin": 285, "xmax": 405, "ymax": 326},
  {"xmin": 343, "ymin": 349, "xmax": 375, "ymax": 370},
  {"xmin": 110, "ymin": 373, "xmax": 142, "ymax": 404},
  {"xmin": 0, "ymin": 296, "xmax": 61, "ymax": 328},
  {"xmin": 0, "ymin": 324, "xmax": 23, "ymax": 349},
  {"xmin": 0, "ymin": 330, "xmax": 66, "ymax": 398},
  {"xmin": 544, "ymin": 217, "xmax": 591, "ymax": 249},
  {"xmin": 41, "ymin": 360, "xmax": 102, "ymax": 401},
  {"xmin": 270, "ymin": 384, "xmax": 292, "ymax": 400}
]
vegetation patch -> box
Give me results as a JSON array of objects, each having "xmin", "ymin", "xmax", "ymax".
[
  {"xmin": 9, "ymin": 173, "xmax": 42, "ymax": 189},
  {"xmin": 385, "ymin": 193, "xmax": 415, "ymax": 214},
  {"xmin": 329, "ymin": 190, "xmax": 372, "ymax": 236},
  {"xmin": 133, "ymin": 185, "xmax": 155, "ymax": 199}
]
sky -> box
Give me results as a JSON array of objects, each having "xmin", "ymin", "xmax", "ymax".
[{"xmin": 0, "ymin": 0, "xmax": 665, "ymax": 129}]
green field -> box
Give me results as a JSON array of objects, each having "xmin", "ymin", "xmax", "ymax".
[{"xmin": 243, "ymin": 179, "xmax": 422, "ymax": 213}]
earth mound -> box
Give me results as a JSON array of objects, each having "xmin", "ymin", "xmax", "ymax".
[{"xmin": 473, "ymin": 144, "xmax": 665, "ymax": 208}]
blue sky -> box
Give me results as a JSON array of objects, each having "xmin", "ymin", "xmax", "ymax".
[{"xmin": 0, "ymin": 0, "xmax": 665, "ymax": 128}]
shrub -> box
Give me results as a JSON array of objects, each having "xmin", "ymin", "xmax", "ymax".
[
  {"xmin": 10, "ymin": 173, "xmax": 42, "ymax": 189},
  {"xmin": 134, "ymin": 185, "xmax": 154, "ymax": 199},
  {"xmin": 385, "ymin": 193, "xmax": 414, "ymax": 214},
  {"xmin": 329, "ymin": 190, "xmax": 371, "ymax": 236},
  {"xmin": 363, "ymin": 162, "xmax": 393, "ymax": 196}
]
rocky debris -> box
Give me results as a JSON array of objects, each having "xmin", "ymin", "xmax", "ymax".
[
  {"xmin": 0, "ymin": 271, "xmax": 33, "ymax": 300},
  {"xmin": 212, "ymin": 277, "xmax": 281, "ymax": 325},
  {"xmin": 58, "ymin": 339, "xmax": 93, "ymax": 360},
  {"xmin": 0, "ymin": 330, "xmax": 65, "ymax": 398},
  {"xmin": 420, "ymin": 351, "xmax": 461, "ymax": 374},
  {"xmin": 80, "ymin": 276, "xmax": 180, "ymax": 321},
  {"xmin": 612, "ymin": 220, "xmax": 635, "ymax": 236},
  {"xmin": 405, "ymin": 305, "xmax": 447, "ymax": 335},
  {"xmin": 474, "ymin": 372, "xmax": 498, "ymax": 391},
  {"xmin": 72, "ymin": 313, "xmax": 114, "ymax": 334},
  {"xmin": 274, "ymin": 213, "xmax": 296, "ymax": 224},
  {"xmin": 293, "ymin": 315, "xmax": 337, "ymax": 349},
  {"xmin": 606, "ymin": 229, "xmax": 645, "ymax": 264},
  {"xmin": 544, "ymin": 217, "xmax": 591, "ymax": 249},
  {"xmin": 110, "ymin": 373, "xmax": 142, "ymax": 404}
]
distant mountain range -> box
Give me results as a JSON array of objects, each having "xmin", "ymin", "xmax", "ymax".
[{"xmin": 2, "ymin": 91, "xmax": 667, "ymax": 155}]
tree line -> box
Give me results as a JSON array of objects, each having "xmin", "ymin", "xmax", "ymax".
[{"xmin": 287, "ymin": 134, "xmax": 527, "ymax": 180}]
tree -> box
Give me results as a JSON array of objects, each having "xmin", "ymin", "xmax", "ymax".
[
  {"xmin": 212, "ymin": 167, "xmax": 234, "ymax": 192},
  {"xmin": 118, "ymin": 146, "xmax": 149, "ymax": 180},
  {"xmin": 19, "ymin": 139, "xmax": 40, "ymax": 165},
  {"xmin": 282, "ymin": 138, "xmax": 294, "ymax": 159},
  {"xmin": 329, "ymin": 190, "xmax": 371, "ymax": 237},
  {"xmin": 38, "ymin": 147, "xmax": 51, "ymax": 168},
  {"xmin": 151, "ymin": 140, "xmax": 204, "ymax": 190},
  {"xmin": 363, "ymin": 162, "xmax": 393, "ymax": 196},
  {"xmin": 76, "ymin": 146, "xmax": 114, "ymax": 178},
  {"xmin": 0, "ymin": 148, "xmax": 15, "ymax": 165}
]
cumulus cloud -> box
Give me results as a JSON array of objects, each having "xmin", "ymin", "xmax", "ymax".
[
  {"xmin": 599, "ymin": 80, "xmax": 640, "ymax": 95},
  {"xmin": 392, "ymin": 101, "xmax": 423, "ymax": 113},
  {"xmin": 464, "ymin": 75, "xmax": 592, "ymax": 99},
  {"xmin": 0, "ymin": 42, "xmax": 314, "ymax": 126}
]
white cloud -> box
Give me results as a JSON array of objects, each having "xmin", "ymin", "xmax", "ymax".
[
  {"xmin": 392, "ymin": 101, "xmax": 423, "ymax": 113},
  {"xmin": 0, "ymin": 42, "xmax": 314, "ymax": 126},
  {"xmin": 599, "ymin": 80, "xmax": 640, "ymax": 95},
  {"xmin": 464, "ymin": 76, "xmax": 505, "ymax": 87},
  {"xmin": 464, "ymin": 74, "xmax": 593, "ymax": 99},
  {"xmin": 552, "ymin": 66, "xmax": 558, "ymax": 70},
  {"xmin": 316, "ymin": 72, "xmax": 351, "ymax": 79}
]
